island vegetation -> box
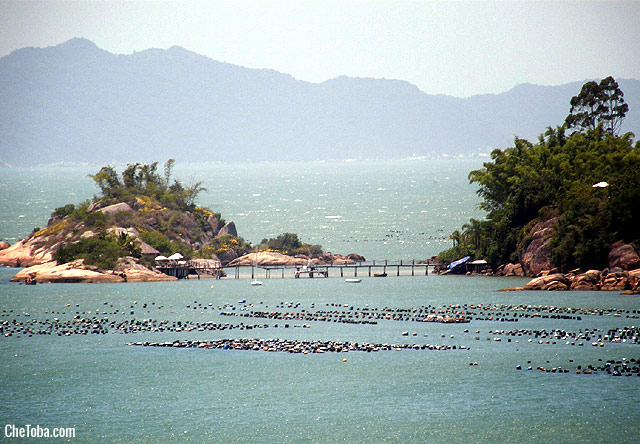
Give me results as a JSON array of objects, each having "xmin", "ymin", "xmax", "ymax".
[
  {"xmin": 257, "ymin": 233, "xmax": 323, "ymax": 256},
  {"xmin": 439, "ymin": 76, "xmax": 640, "ymax": 273},
  {"xmin": 0, "ymin": 158, "xmax": 344, "ymax": 283},
  {"xmin": 45, "ymin": 159, "xmax": 252, "ymax": 269}
]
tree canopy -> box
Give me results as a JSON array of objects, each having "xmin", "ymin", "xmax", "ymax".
[
  {"xmin": 258, "ymin": 233, "xmax": 322, "ymax": 256},
  {"xmin": 88, "ymin": 159, "xmax": 206, "ymax": 211},
  {"xmin": 565, "ymin": 76, "xmax": 629, "ymax": 136}
]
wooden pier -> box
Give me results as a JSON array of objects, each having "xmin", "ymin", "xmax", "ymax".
[
  {"xmin": 224, "ymin": 260, "xmax": 443, "ymax": 280},
  {"xmin": 156, "ymin": 259, "xmax": 224, "ymax": 279}
]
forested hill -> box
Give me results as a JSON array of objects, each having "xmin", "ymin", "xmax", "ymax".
[
  {"xmin": 1, "ymin": 38, "xmax": 639, "ymax": 166},
  {"xmin": 439, "ymin": 78, "xmax": 640, "ymax": 275}
]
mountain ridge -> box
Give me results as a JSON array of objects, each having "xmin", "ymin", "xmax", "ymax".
[{"xmin": 1, "ymin": 39, "xmax": 638, "ymax": 166}]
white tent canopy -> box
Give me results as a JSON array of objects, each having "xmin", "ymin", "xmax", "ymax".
[
  {"xmin": 155, "ymin": 255, "xmax": 169, "ymax": 261},
  {"xmin": 167, "ymin": 253, "xmax": 184, "ymax": 260},
  {"xmin": 592, "ymin": 181, "xmax": 609, "ymax": 188},
  {"xmin": 468, "ymin": 259, "xmax": 488, "ymax": 265}
]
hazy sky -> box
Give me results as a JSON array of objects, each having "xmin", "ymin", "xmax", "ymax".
[{"xmin": 1, "ymin": 0, "xmax": 639, "ymax": 97}]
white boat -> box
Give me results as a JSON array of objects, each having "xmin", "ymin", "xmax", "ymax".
[
  {"xmin": 251, "ymin": 280, "xmax": 262, "ymax": 286},
  {"xmin": 345, "ymin": 278, "xmax": 362, "ymax": 283}
]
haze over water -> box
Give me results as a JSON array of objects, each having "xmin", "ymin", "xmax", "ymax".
[{"xmin": 1, "ymin": 160, "xmax": 639, "ymax": 443}]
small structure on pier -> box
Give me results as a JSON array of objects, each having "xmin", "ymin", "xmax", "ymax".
[
  {"xmin": 294, "ymin": 265, "xmax": 329, "ymax": 278},
  {"xmin": 155, "ymin": 254, "xmax": 223, "ymax": 279}
]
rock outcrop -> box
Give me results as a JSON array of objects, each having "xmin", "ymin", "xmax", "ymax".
[
  {"xmin": 228, "ymin": 251, "xmax": 306, "ymax": 267},
  {"xmin": 608, "ymin": 242, "xmax": 640, "ymax": 271},
  {"xmin": 519, "ymin": 217, "xmax": 558, "ymax": 276},
  {"xmin": 496, "ymin": 263, "xmax": 524, "ymax": 276},
  {"xmin": 99, "ymin": 202, "xmax": 134, "ymax": 216},
  {"xmin": 11, "ymin": 258, "xmax": 176, "ymax": 284},
  {"xmin": 514, "ymin": 267, "xmax": 640, "ymax": 292},
  {"xmin": 12, "ymin": 260, "xmax": 123, "ymax": 283},
  {"xmin": 0, "ymin": 241, "xmax": 9, "ymax": 250},
  {"xmin": 569, "ymin": 270, "xmax": 602, "ymax": 291},
  {"xmin": 600, "ymin": 269, "xmax": 630, "ymax": 291},
  {"xmin": 0, "ymin": 239, "xmax": 53, "ymax": 267},
  {"xmin": 522, "ymin": 273, "xmax": 569, "ymax": 291},
  {"xmin": 628, "ymin": 269, "xmax": 640, "ymax": 291},
  {"xmin": 217, "ymin": 221, "xmax": 237, "ymax": 238},
  {"xmin": 207, "ymin": 215, "xmax": 220, "ymax": 235},
  {"xmin": 227, "ymin": 251, "xmax": 365, "ymax": 267}
]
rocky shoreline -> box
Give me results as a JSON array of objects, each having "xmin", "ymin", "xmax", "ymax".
[
  {"xmin": 501, "ymin": 268, "xmax": 640, "ymax": 293},
  {"xmin": 0, "ymin": 239, "xmax": 367, "ymax": 284},
  {"xmin": 227, "ymin": 251, "xmax": 365, "ymax": 267},
  {"xmin": 9, "ymin": 257, "xmax": 177, "ymax": 284}
]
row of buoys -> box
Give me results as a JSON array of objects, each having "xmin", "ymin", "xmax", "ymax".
[
  {"xmin": 515, "ymin": 358, "xmax": 640, "ymax": 377},
  {"xmin": 0, "ymin": 317, "xmax": 296, "ymax": 337},
  {"xmin": 482, "ymin": 326, "xmax": 639, "ymax": 345},
  {"xmin": 127, "ymin": 338, "xmax": 462, "ymax": 353}
]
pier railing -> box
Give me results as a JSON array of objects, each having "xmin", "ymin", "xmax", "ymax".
[{"xmin": 224, "ymin": 260, "xmax": 444, "ymax": 279}]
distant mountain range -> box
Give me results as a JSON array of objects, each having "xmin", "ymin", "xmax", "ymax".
[{"xmin": 1, "ymin": 38, "xmax": 638, "ymax": 166}]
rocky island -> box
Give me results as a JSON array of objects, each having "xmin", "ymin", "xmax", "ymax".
[{"xmin": 0, "ymin": 160, "xmax": 363, "ymax": 283}]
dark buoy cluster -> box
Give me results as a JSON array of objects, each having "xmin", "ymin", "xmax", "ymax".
[
  {"xmin": 516, "ymin": 357, "xmax": 640, "ymax": 377},
  {"xmin": 127, "ymin": 338, "xmax": 461, "ymax": 353},
  {"xmin": 0, "ymin": 317, "xmax": 281, "ymax": 337},
  {"xmin": 484, "ymin": 326, "xmax": 639, "ymax": 346}
]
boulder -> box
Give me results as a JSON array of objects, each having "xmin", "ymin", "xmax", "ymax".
[
  {"xmin": 228, "ymin": 251, "xmax": 306, "ymax": 267},
  {"xmin": 536, "ymin": 268, "xmax": 559, "ymax": 277},
  {"xmin": 0, "ymin": 240, "xmax": 53, "ymax": 267},
  {"xmin": 11, "ymin": 260, "xmax": 123, "ymax": 283},
  {"xmin": 600, "ymin": 271, "xmax": 629, "ymax": 291},
  {"xmin": 608, "ymin": 242, "xmax": 640, "ymax": 271},
  {"xmin": 522, "ymin": 273, "xmax": 568, "ymax": 291},
  {"xmin": 628, "ymin": 269, "xmax": 640, "ymax": 291},
  {"xmin": 347, "ymin": 253, "xmax": 366, "ymax": 263},
  {"xmin": 87, "ymin": 201, "xmax": 103, "ymax": 212},
  {"xmin": 570, "ymin": 270, "xmax": 602, "ymax": 291},
  {"xmin": 207, "ymin": 215, "xmax": 220, "ymax": 235},
  {"xmin": 216, "ymin": 221, "xmax": 237, "ymax": 238},
  {"xmin": 502, "ymin": 263, "xmax": 524, "ymax": 276},
  {"xmin": 0, "ymin": 241, "xmax": 10, "ymax": 250},
  {"xmin": 520, "ymin": 217, "xmax": 558, "ymax": 276},
  {"xmin": 332, "ymin": 254, "xmax": 359, "ymax": 265},
  {"xmin": 11, "ymin": 257, "xmax": 177, "ymax": 283},
  {"xmin": 99, "ymin": 202, "xmax": 134, "ymax": 216},
  {"xmin": 542, "ymin": 280, "xmax": 569, "ymax": 291}
]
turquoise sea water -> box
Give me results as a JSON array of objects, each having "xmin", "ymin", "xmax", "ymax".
[
  {"xmin": 0, "ymin": 159, "xmax": 484, "ymax": 259},
  {"xmin": 1, "ymin": 161, "xmax": 639, "ymax": 443}
]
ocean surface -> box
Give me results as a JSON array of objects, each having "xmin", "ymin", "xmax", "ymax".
[{"xmin": 1, "ymin": 160, "xmax": 639, "ymax": 443}]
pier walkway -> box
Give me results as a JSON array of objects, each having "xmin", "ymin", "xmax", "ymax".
[{"xmin": 226, "ymin": 260, "xmax": 443, "ymax": 280}]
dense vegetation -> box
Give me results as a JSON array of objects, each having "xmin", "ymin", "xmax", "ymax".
[
  {"xmin": 46, "ymin": 160, "xmax": 252, "ymax": 267},
  {"xmin": 88, "ymin": 159, "xmax": 206, "ymax": 211},
  {"xmin": 258, "ymin": 233, "xmax": 323, "ymax": 256},
  {"xmin": 53, "ymin": 233, "xmax": 140, "ymax": 270},
  {"xmin": 439, "ymin": 77, "xmax": 640, "ymax": 271}
]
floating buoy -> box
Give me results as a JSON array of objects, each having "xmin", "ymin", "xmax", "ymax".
[{"xmin": 343, "ymin": 358, "xmax": 347, "ymax": 362}]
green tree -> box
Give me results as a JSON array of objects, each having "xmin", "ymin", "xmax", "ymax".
[
  {"xmin": 565, "ymin": 76, "xmax": 628, "ymax": 136},
  {"xmin": 88, "ymin": 159, "xmax": 207, "ymax": 212}
]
